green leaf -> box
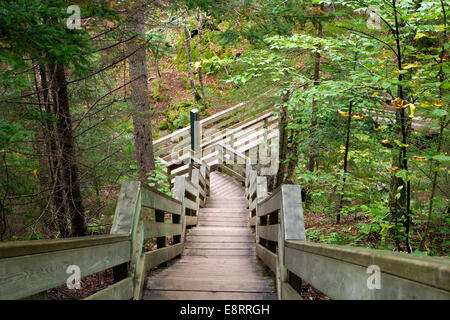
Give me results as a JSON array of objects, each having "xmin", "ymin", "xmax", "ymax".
[
  {"xmin": 432, "ymin": 109, "xmax": 448, "ymax": 117},
  {"xmin": 432, "ymin": 153, "xmax": 450, "ymax": 162},
  {"xmin": 395, "ymin": 169, "xmax": 411, "ymax": 182}
]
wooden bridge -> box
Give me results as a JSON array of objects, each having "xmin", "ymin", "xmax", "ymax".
[{"xmin": 0, "ymin": 100, "xmax": 449, "ymax": 300}]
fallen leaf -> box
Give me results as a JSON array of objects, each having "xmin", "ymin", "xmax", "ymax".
[
  {"xmin": 374, "ymin": 125, "xmax": 388, "ymax": 131},
  {"xmin": 392, "ymin": 97, "xmax": 405, "ymax": 109},
  {"xmin": 387, "ymin": 166, "xmax": 399, "ymax": 172},
  {"xmin": 338, "ymin": 110, "xmax": 349, "ymax": 117},
  {"xmin": 406, "ymin": 103, "xmax": 415, "ymax": 118}
]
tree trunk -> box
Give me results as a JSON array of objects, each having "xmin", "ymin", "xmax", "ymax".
[
  {"xmin": 388, "ymin": 0, "xmax": 411, "ymax": 252},
  {"xmin": 50, "ymin": 64, "xmax": 86, "ymax": 237},
  {"xmin": 420, "ymin": 1, "xmax": 447, "ymax": 250},
  {"xmin": 125, "ymin": 0, "xmax": 156, "ymax": 184},
  {"xmin": 184, "ymin": 25, "xmax": 201, "ymax": 101},
  {"xmin": 336, "ymin": 101, "xmax": 353, "ymax": 224},
  {"xmin": 197, "ymin": 12, "xmax": 206, "ymax": 99},
  {"xmin": 308, "ymin": 7, "xmax": 323, "ymax": 172}
]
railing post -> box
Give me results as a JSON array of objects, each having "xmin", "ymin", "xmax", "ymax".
[
  {"xmin": 172, "ymin": 176, "xmax": 187, "ymax": 244},
  {"xmin": 200, "ymin": 164, "xmax": 209, "ymax": 199},
  {"xmin": 217, "ymin": 145, "xmax": 223, "ymax": 172},
  {"xmin": 190, "ymin": 109, "xmax": 201, "ymax": 160},
  {"xmin": 255, "ymin": 176, "xmax": 267, "ymax": 244},
  {"xmin": 190, "ymin": 168, "xmax": 200, "ymax": 224},
  {"xmin": 110, "ymin": 181, "xmax": 142, "ymax": 283},
  {"xmin": 277, "ymin": 185, "xmax": 305, "ymax": 300}
]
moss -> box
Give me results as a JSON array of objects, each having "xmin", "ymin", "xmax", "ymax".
[
  {"xmin": 161, "ymin": 100, "xmax": 209, "ymax": 133},
  {"xmin": 152, "ymin": 79, "xmax": 165, "ymax": 103},
  {"xmin": 180, "ymin": 75, "xmax": 190, "ymax": 90}
]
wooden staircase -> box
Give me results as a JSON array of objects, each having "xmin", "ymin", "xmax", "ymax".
[{"xmin": 143, "ymin": 171, "xmax": 276, "ymax": 300}]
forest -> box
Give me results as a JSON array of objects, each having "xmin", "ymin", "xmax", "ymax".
[{"xmin": 0, "ymin": 0, "xmax": 448, "ymax": 266}]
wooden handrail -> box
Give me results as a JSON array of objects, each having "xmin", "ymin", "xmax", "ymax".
[
  {"xmin": 0, "ymin": 155, "xmax": 210, "ymax": 300},
  {"xmin": 250, "ymin": 177, "xmax": 450, "ymax": 300},
  {"xmin": 153, "ymin": 90, "xmax": 275, "ymax": 153},
  {"xmin": 0, "ymin": 234, "xmax": 130, "ymax": 259}
]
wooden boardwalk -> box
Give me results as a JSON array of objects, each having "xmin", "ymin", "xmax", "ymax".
[{"xmin": 143, "ymin": 171, "xmax": 276, "ymax": 300}]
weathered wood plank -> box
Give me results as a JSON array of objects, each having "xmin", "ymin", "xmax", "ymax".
[
  {"xmin": 258, "ymin": 187, "xmax": 281, "ymax": 217},
  {"xmin": 143, "ymin": 222, "xmax": 182, "ymax": 239},
  {"xmin": 257, "ymin": 224, "xmax": 279, "ymax": 242},
  {"xmin": 185, "ymin": 235, "xmax": 253, "ymax": 243},
  {"xmin": 188, "ymin": 227, "xmax": 251, "ymax": 236},
  {"xmin": 281, "ymin": 281, "xmax": 303, "ymax": 300},
  {"xmin": 185, "ymin": 216, "xmax": 198, "ymax": 226},
  {"xmin": 144, "ymin": 243, "xmax": 183, "ymax": 270},
  {"xmin": 184, "ymin": 178, "xmax": 199, "ymax": 198},
  {"xmin": 144, "ymin": 290, "xmax": 276, "ymax": 300},
  {"xmin": 184, "ymin": 197, "xmax": 197, "ymax": 211},
  {"xmin": 256, "ymin": 244, "xmax": 277, "ymax": 274},
  {"xmin": 198, "ymin": 216, "xmax": 248, "ymax": 222},
  {"xmin": 0, "ymin": 240, "xmax": 131, "ymax": 300},
  {"xmin": 281, "ymin": 185, "xmax": 305, "ymax": 241},
  {"xmin": 184, "ymin": 248, "xmax": 255, "ymax": 256},
  {"xmin": 198, "ymin": 221, "xmax": 248, "ymax": 227},
  {"xmin": 141, "ymin": 185, "xmax": 182, "ymax": 215},
  {"xmin": 110, "ymin": 181, "xmax": 141, "ymax": 235},
  {"xmin": 284, "ymin": 246, "xmax": 450, "ymax": 300},
  {"xmin": 285, "ymin": 240, "xmax": 450, "ymax": 292},
  {"xmin": 0, "ymin": 234, "xmax": 130, "ymax": 259},
  {"xmin": 216, "ymin": 164, "xmax": 245, "ymax": 182},
  {"xmin": 85, "ymin": 277, "xmax": 133, "ymax": 300},
  {"xmin": 184, "ymin": 242, "xmax": 254, "ymax": 249},
  {"xmin": 147, "ymin": 278, "xmax": 274, "ymax": 293}
]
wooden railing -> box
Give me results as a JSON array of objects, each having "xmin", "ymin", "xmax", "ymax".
[
  {"xmin": 248, "ymin": 175, "xmax": 450, "ymax": 300},
  {"xmin": 0, "ymin": 161, "xmax": 210, "ymax": 300},
  {"xmin": 158, "ymin": 101, "xmax": 277, "ymax": 167},
  {"xmin": 153, "ymin": 93, "xmax": 275, "ymax": 159}
]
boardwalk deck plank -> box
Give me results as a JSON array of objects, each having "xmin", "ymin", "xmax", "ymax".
[{"xmin": 143, "ymin": 172, "xmax": 276, "ymax": 300}]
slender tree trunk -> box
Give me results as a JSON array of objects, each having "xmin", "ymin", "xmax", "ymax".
[
  {"xmin": 336, "ymin": 101, "xmax": 353, "ymax": 224},
  {"xmin": 184, "ymin": 25, "xmax": 201, "ymax": 101},
  {"xmin": 50, "ymin": 63, "xmax": 86, "ymax": 237},
  {"xmin": 197, "ymin": 12, "xmax": 206, "ymax": 99},
  {"xmin": 308, "ymin": 8, "xmax": 323, "ymax": 172},
  {"xmin": 388, "ymin": 0, "xmax": 411, "ymax": 252},
  {"xmin": 420, "ymin": 1, "xmax": 447, "ymax": 250},
  {"xmin": 125, "ymin": 0, "xmax": 156, "ymax": 184}
]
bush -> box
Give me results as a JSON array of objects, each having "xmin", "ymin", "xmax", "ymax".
[{"xmin": 158, "ymin": 100, "xmax": 209, "ymax": 132}]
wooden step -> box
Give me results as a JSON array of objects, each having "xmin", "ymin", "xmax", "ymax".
[
  {"xmin": 184, "ymin": 248, "xmax": 255, "ymax": 256},
  {"xmin": 188, "ymin": 228, "xmax": 251, "ymax": 236},
  {"xmin": 143, "ymin": 290, "xmax": 276, "ymax": 300},
  {"xmin": 142, "ymin": 170, "xmax": 276, "ymax": 301},
  {"xmin": 146, "ymin": 278, "xmax": 275, "ymax": 293},
  {"xmin": 198, "ymin": 218, "xmax": 248, "ymax": 223},
  {"xmin": 186, "ymin": 235, "xmax": 254, "ymax": 243},
  {"xmin": 200, "ymin": 208, "xmax": 248, "ymax": 213},
  {"xmin": 198, "ymin": 222, "xmax": 249, "ymax": 227},
  {"xmin": 184, "ymin": 242, "xmax": 254, "ymax": 249}
]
